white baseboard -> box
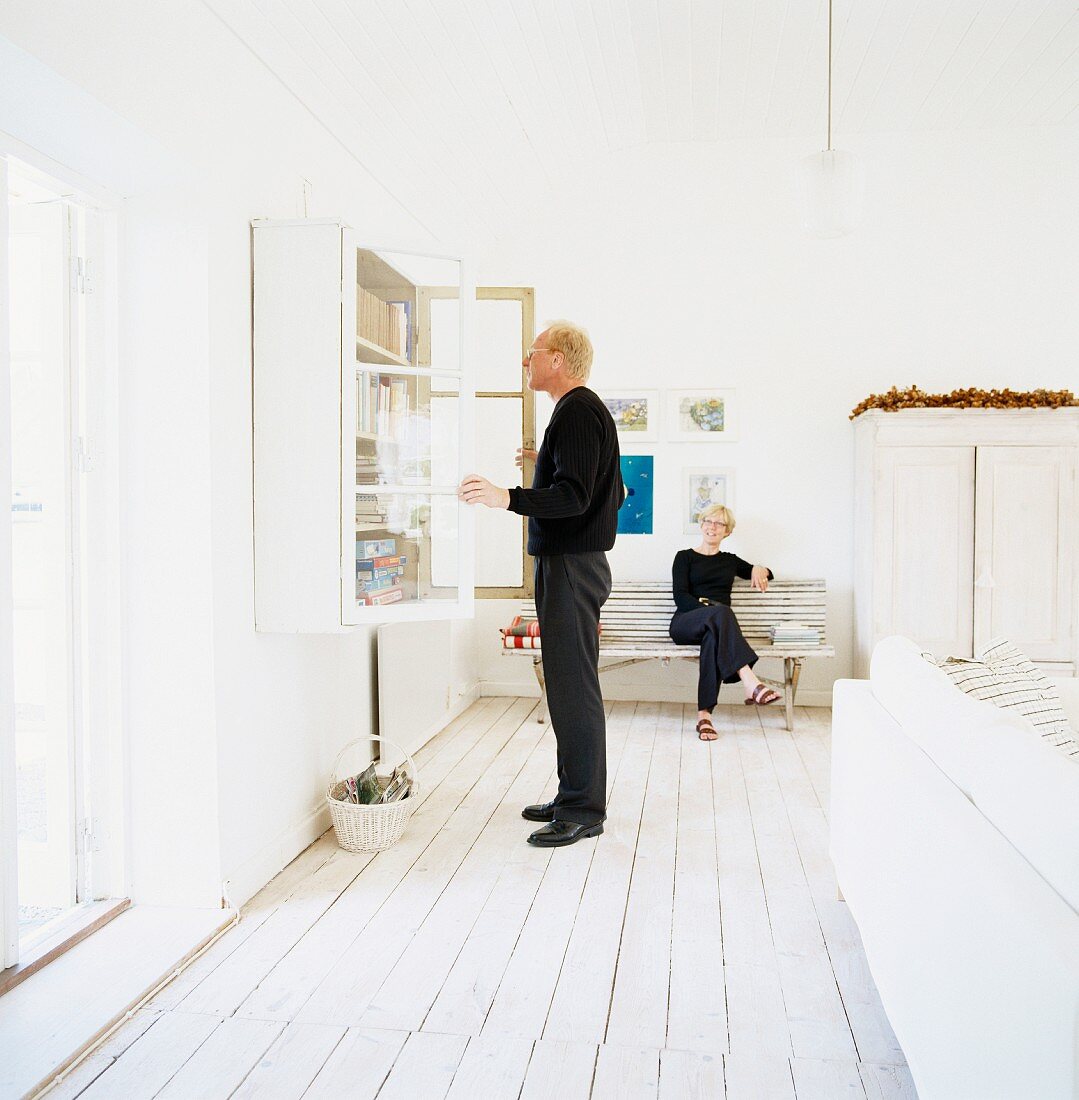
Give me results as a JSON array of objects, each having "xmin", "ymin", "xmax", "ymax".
[
  {"xmin": 479, "ymin": 678, "xmax": 833, "ymax": 709},
  {"xmin": 225, "ymin": 801, "xmax": 332, "ymax": 910}
]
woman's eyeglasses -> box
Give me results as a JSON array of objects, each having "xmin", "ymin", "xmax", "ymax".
[{"xmin": 700, "ymin": 520, "xmax": 727, "ymax": 531}]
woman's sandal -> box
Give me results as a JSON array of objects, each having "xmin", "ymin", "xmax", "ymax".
[
  {"xmin": 696, "ymin": 718, "xmax": 719, "ymax": 741},
  {"xmin": 745, "ymin": 683, "xmax": 781, "ymax": 706}
]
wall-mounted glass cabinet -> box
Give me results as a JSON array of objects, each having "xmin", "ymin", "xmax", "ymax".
[{"xmin": 252, "ymin": 219, "xmax": 473, "ymax": 630}]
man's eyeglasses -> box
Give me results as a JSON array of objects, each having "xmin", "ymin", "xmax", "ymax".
[
  {"xmin": 700, "ymin": 520, "xmax": 727, "ymax": 530},
  {"xmin": 525, "ymin": 346, "xmax": 556, "ymax": 360}
]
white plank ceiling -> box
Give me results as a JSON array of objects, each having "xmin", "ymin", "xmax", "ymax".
[{"xmin": 204, "ymin": 0, "xmax": 1079, "ymax": 236}]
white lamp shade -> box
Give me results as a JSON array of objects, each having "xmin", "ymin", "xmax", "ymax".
[{"xmin": 797, "ymin": 149, "xmax": 865, "ymax": 238}]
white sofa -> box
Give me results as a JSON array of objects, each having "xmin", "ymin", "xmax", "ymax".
[{"xmin": 831, "ymin": 636, "xmax": 1079, "ymax": 1100}]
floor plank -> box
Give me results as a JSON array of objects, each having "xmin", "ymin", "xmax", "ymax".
[
  {"xmin": 519, "ymin": 1039, "xmax": 598, "ymax": 1099},
  {"xmin": 296, "ymin": 700, "xmax": 544, "ymax": 1027},
  {"xmin": 77, "ymin": 1012, "xmax": 221, "ymax": 1100},
  {"xmin": 666, "ymin": 706, "xmax": 727, "ymax": 1053},
  {"xmin": 659, "ymin": 1047, "xmax": 726, "ymax": 1099},
  {"xmin": 39, "ymin": 701, "xmax": 915, "ymax": 1100},
  {"xmin": 605, "ymin": 702, "xmax": 682, "ymax": 1049},
  {"xmin": 155, "ymin": 1016, "xmax": 283, "ymax": 1099},
  {"xmin": 236, "ymin": 699, "xmax": 533, "ymax": 1024},
  {"xmin": 46, "ymin": 1008, "xmax": 165, "ymax": 1100},
  {"xmin": 592, "ymin": 1043, "xmax": 660, "ymax": 1100},
  {"xmin": 791, "ymin": 1056, "xmax": 868, "ymax": 1098},
  {"xmin": 484, "ymin": 703, "xmax": 650, "ymax": 1041},
  {"xmin": 429, "ymin": 702, "xmax": 631, "ymax": 1038},
  {"xmin": 539, "ymin": 702, "xmax": 655, "ymax": 1044},
  {"xmin": 444, "ymin": 1034, "xmax": 533, "ymax": 1100},
  {"xmin": 724, "ymin": 1050, "xmax": 797, "ymax": 1099},
  {"xmin": 230, "ymin": 1022, "xmax": 346, "ymax": 1099},
  {"xmin": 301, "ymin": 1027, "xmax": 408, "ymax": 1099},
  {"xmin": 859, "ymin": 1061, "xmax": 919, "ymax": 1100},
  {"xmin": 375, "ymin": 1030, "xmax": 466, "ymax": 1100}
]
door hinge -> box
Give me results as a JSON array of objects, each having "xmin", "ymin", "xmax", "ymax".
[
  {"xmin": 70, "ymin": 256, "xmax": 94, "ymax": 295},
  {"xmin": 75, "ymin": 436, "xmax": 95, "ymax": 474},
  {"xmin": 78, "ymin": 817, "xmax": 103, "ymax": 855}
]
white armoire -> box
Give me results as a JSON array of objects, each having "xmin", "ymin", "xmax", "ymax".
[{"xmin": 853, "ymin": 408, "xmax": 1079, "ymax": 677}]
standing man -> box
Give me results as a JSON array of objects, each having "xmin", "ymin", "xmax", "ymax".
[{"xmin": 458, "ymin": 321, "xmax": 623, "ymax": 847}]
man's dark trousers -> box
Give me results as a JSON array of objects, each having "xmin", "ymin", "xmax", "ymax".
[{"xmin": 533, "ymin": 552, "xmax": 612, "ymax": 826}]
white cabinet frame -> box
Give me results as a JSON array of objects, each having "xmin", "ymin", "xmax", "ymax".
[
  {"xmin": 853, "ymin": 408, "xmax": 1079, "ymax": 677},
  {"xmin": 253, "ymin": 219, "xmax": 475, "ymax": 632}
]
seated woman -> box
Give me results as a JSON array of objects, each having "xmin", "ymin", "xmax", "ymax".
[{"xmin": 670, "ymin": 503, "xmax": 778, "ymax": 741}]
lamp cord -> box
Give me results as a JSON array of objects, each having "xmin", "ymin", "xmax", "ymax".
[{"xmin": 827, "ymin": 0, "xmax": 833, "ymax": 152}]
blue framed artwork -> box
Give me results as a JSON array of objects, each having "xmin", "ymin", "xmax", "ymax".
[{"xmin": 618, "ymin": 454, "xmax": 653, "ymax": 535}]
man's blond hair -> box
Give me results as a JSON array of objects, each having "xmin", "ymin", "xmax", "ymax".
[
  {"xmin": 700, "ymin": 503, "xmax": 736, "ymax": 533},
  {"xmin": 543, "ymin": 320, "xmax": 594, "ymax": 382}
]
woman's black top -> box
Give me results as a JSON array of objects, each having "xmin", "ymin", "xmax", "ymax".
[{"xmin": 671, "ymin": 549, "xmax": 774, "ymax": 613}]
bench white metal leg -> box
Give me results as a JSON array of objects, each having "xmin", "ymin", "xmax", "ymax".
[
  {"xmin": 532, "ymin": 656, "xmax": 548, "ymax": 724},
  {"xmin": 783, "ymin": 656, "xmax": 803, "ymax": 732}
]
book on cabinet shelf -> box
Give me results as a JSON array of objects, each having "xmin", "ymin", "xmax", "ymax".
[
  {"xmin": 357, "ymin": 286, "xmax": 406, "ymax": 359},
  {"xmin": 355, "ymin": 540, "xmax": 410, "ymax": 606},
  {"xmin": 357, "ymin": 372, "xmax": 411, "ymax": 440},
  {"xmin": 386, "ymin": 299, "xmax": 412, "ymax": 364}
]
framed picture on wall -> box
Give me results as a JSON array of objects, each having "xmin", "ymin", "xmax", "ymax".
[
  {"xmin": 599, "ymin": 390, "xmax": 660, "ymax": 442},
  {"xmin": 684, "ymin": 467, "xmax": 735, "ymax": 534},
  {"xmin": 618, "ymin": 454, "xmax": 653, "ymax": 535},
  {"xmin": 668, "ymin": 389, "xmax": 738, "ymax": 442}
]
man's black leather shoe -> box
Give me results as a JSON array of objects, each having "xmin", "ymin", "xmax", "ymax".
[
  {"xmin": 527, "ymin": 820, "xmax": 604, "ymax": 847},
  {"xmin": 522, "ymin": 801, "xmax": 558, "ymax": 822}
]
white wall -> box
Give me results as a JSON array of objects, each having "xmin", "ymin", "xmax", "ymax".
[
  {"xmin": 0, "ymin": 0, "xmax": 481, "ymax": 908},
  {"xmin": 475, "ymin": 129, "xmax": 1079, "ymax": 706}
]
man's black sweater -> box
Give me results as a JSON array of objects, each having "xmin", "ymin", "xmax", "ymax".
[{"xmin": 507, "ymin": 386, "xmax": 623, "ymax": 556}]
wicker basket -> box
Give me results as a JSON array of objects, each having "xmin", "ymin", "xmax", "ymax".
[{"xmin": 326, "ymin": 735, "xmax": 420, "ymax": 852}]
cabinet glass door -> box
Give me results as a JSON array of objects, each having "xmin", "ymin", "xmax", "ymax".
[{"xmin": 341, "ymin": 241, "xmax": 472, "ymax": 624}]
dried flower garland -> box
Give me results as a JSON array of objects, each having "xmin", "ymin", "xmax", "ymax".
[{"xmin": 850, "ymin": 385, "xmax": 1079, "ymax": 420}]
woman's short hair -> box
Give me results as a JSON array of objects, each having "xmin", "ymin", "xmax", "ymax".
[
  {"xmin": 543, "ymin": 320, "xmax": 594, "ymax": 381},
  {"xmin": 700, "ymin": 503, "xmax": 736, "ymax": 533}
]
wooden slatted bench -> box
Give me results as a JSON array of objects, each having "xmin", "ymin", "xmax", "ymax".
[{"xmin": 503, "ymin": 579, "xmax": 834, "ymax": 731}]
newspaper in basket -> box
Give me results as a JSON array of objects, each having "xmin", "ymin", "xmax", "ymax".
[{"xmin": 327, "ymin": 734, "xmax": 420, "ymax": 852}]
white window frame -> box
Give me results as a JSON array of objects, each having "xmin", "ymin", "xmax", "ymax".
[{"xmin": 0, "ymin": 144, "xmax": 125, "ymax": 970}]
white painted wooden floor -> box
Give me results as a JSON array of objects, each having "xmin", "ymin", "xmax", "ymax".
[{"xmin": 50, "ymin": 698, "xmax": 917, "ymax": 1100}]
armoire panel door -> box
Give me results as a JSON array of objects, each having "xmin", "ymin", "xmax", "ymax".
[
  {"xmin": 873, "ymin": 446, "xmax": 975, "ymax": 657},
  {"xmin": 974, "ymin": 446, "xmax": 1075, "ymax": 663}
]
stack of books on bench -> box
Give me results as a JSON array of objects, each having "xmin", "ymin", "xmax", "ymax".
[
  {"xmin": 500, "ymin": 617, "xmax": 602, "ymax": 649},
  {"xmin": 502, "ymin": 616, "xmax": 541, "ymax": 649},
  {"xmin": 770, "ymin": 624, "xmax": 821, "ymax": 646}
]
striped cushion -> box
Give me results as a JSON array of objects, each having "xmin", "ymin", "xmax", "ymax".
[{"xmin": 927, "ymin": 638, "xmax": 1079, "ymax": 761}]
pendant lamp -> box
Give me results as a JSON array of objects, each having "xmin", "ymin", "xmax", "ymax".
[{"xmin": 798, "ymin": 0, "xmax": 864, "ymax": 237}]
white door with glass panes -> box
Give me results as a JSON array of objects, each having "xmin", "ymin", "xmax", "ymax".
[
  {"xmin": 252, "ymin": 220, "xmax": 475, "ymax": 631},
  {"xmin": 424, "ymin": 287, "xmax": 535, "ymax": 597}
]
